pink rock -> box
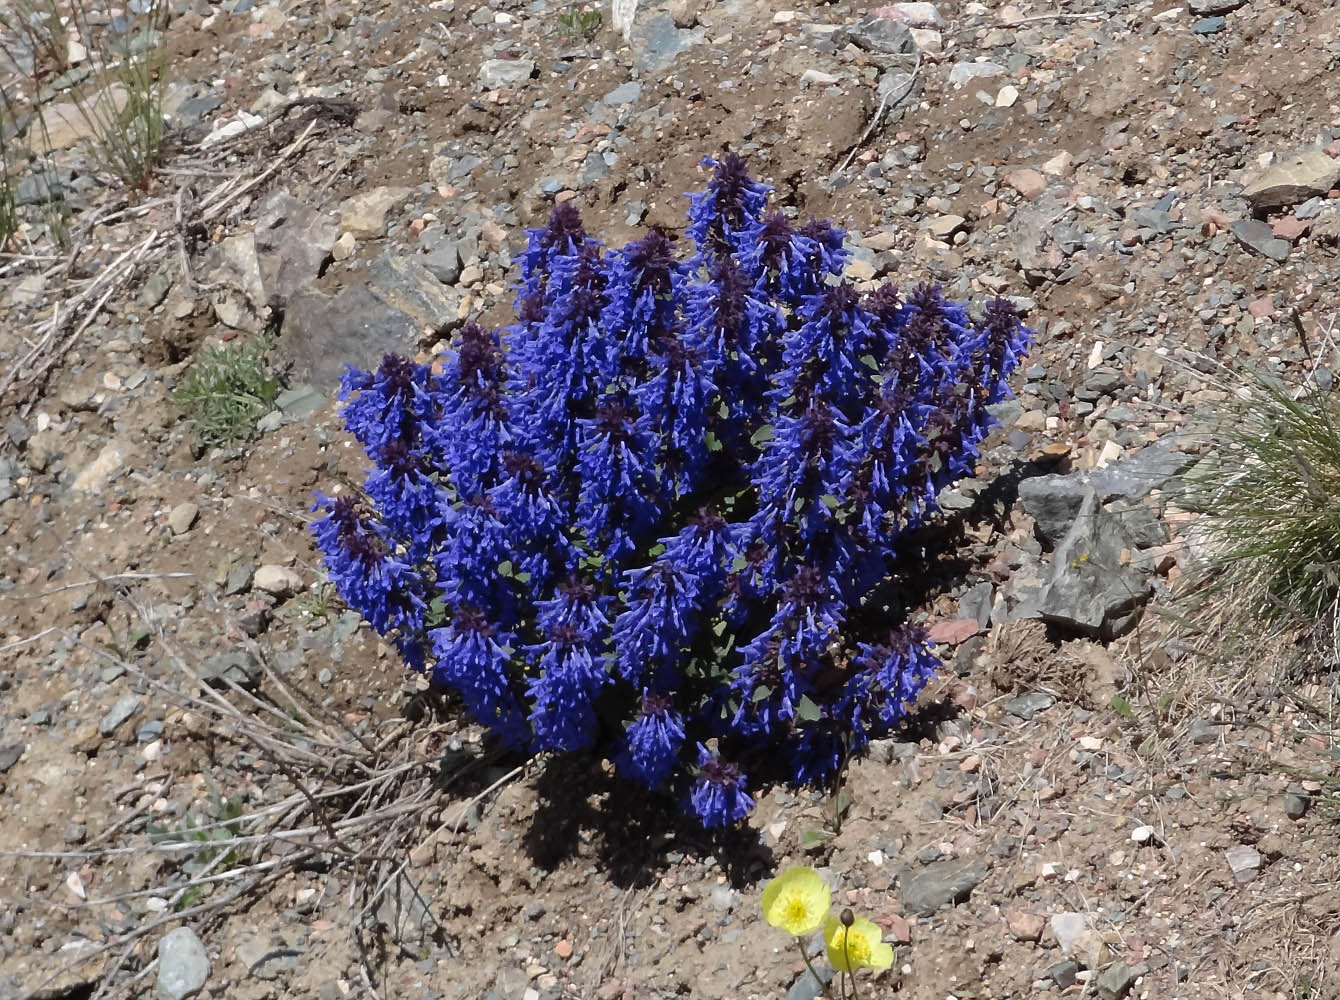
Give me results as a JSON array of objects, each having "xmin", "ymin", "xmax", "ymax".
[
  {"xmin": 1270, "ymin": 216, "xmax": 1308, "ymax": 241},
  {"xmin": 1004, "ymin": 167, "xmax": 1047, "ymax": 200},
  {"xmin": 1246, "ymin": 297, "xmax": 1275, "ymax": 319},
  {"xmin": 1003, "ymin": 908, "xmax": 1046, "ymax": 942},
  {"xmin": 928, "ymin": 618, "xmax": 980, "ymax": 645}
]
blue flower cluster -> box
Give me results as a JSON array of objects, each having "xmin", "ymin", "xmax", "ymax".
[{"xmin": 312, "ymin": 154, "xmax": 1032, "ymax": 827}]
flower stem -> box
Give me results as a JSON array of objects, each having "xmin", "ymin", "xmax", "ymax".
[
  {"xmin": 844, "ymin": 931, "xmax": 860, "ymax": 1000},
  {"xmin": 796, "ymin": 940, "xmax": 830, "ymax": 999}
]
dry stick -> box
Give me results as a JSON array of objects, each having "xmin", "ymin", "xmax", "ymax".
[
  {"xmin": 25, "ymin": 572, "xmax": 194, "ymax": 597},
  {"xmin": 198, "ymin": 120, "xmax": 317, "ymax": 222},
  {"xmin": 836, "ymin": 51, "xmax": 922, "ymax": 176},
  {"xmin": 0, "ymin": 627, "xmax": 59, "ymax": 653}
]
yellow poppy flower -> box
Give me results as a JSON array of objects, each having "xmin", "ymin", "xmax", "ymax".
[
  {"xmin": 761, "ymin": 866, "xmax": 831, "ymax": 937},
  {"xmin": 824, "ymin": 912, "xmax": 894, "ymax": 973}
]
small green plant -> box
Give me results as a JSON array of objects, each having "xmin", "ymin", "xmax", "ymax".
[
  {"xmin": 294, "ymin": 580, "xmax": 341, "ymax": 623},
  {"xmin": 557, "ymin": 4, "xmax": 602, "ymax": 39},
  {"xmin": 171, "ymin": 330, "xmax": 282, "ymax": 446},
  {"xmin": 0, "ymin": 97, "xmax": 16, "ymax": 249},
  {"xmin": 148, "ymin": 771, "xmax": 245, "ymax": 909}
]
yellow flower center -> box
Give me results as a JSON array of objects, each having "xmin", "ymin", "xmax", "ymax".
[
  {"xmin": 833, "ymin": 927, "xmax": 871, "ymax": 966},
  {"xmin": 781, "ymin": 891, "xmax": 811, "ymax": 927}
]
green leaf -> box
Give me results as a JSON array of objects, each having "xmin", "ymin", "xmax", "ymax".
[
  {"xmin": 1110, "ymin": 695, "xmax": 1135, "ymax": 719},
  {"xmin": 821, "ymin": 494, "xmax": 840, "ymax": 510},
  {"xmin": 860, "ymin": 353, "xmax": 879, "ymax": 371},
  {"xmin": 648, "ymin": 543, "xmax": 666, "ymax": 558},
  {"xmin": 752, "ymin": 685, "xmax": 773, "ymax": 702},
  {"xmin": 751, "ymin": 424, "xmax": 775, "ymax": 447},
  {"xmin": 712, "ymin": 619, "xmax": 727, "ymax": 637},
  {"xmin": 497, "ymin": 560, "xmax": 514, "ymax": 577},
  {"xmin": 705, "ymin": 431, "xmax": 722, "ymax": 453},
  {"xmin": 730, "ymin": 555, "xmax": 748, "ymax": 572},
  {"xmin": 796, "ymin": 696, "xmax": 821, "ymax": 723},
  {"xmin": 834, "ymin": 790, "xmax": 853, "ymax": 818},
  {"xmin": 801, "ymin": 828, "xmax": 833, "ymax": 849}
]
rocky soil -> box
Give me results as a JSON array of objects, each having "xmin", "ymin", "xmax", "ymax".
[{"xmin": 3, "ymin": 0, "xmax": 1340, "ymax": 998}]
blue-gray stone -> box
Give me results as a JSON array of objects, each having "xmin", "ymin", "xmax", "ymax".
[
  {"xmin": 158, "ymin": 927, "xmax": 209, "ymax": 1000},
  {"xmin": 603, "ymin": 81, "xmax": 642, "ymax": 106},
  {"xmin": 99, "ymin": 695, "xmax": 143, "ymax": 737},
  {"xmin": 1230, "ymin": 219, "xmax": 1289, "ymax": 262},
  {"xmin": 1193, "ymin": 16, "xmax": 1226, "ymax": 34}
]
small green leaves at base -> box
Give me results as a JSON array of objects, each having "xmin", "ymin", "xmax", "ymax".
[{"xmin": 801, "ymin": 827, "xmax": 835, "ymax": 850}]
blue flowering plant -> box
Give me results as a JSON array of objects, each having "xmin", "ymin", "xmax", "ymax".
[{"xmin": 312, "ymin": 154, "xmax": 1031, "ymax": 828}]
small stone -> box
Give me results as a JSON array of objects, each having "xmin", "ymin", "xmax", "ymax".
[
  {"xmin": 0, "ymin": 744, "xmax": 24, "ymax": 773},
  {"xmin": 1193, "ymin": 15, "xmax": 1225, "ymax": 33},
  {"xmin": 1130, "ymin": 825, "xmax": 1156, "ymax": 844},
  {"xmin": 1230, "ymin": 219, "xmax": 1290, "ymax": 261},
  {"xmin": 1270, "ymin": 216, "xmax": 1308, "ymax": 241},
  {"xmin": 200, "ymin": 650, "xmax": 264, "ymax": 690},
  {"xmin": 1225, "ymin": 844, "xmax": 1261, "ymax": 883},
  {"xmin": 1041, "ymin": 151, "xmax": 1074, "ymax": 177},
  {"xmin": 1003, "ymin": 907, "xmax": 1045, "ymax": 942},
  {"xmin": 1097, "ymin": 961, "xmax": 1137, "ymax": 999},
  {"xmin": 254, "ymin": 564, "xmax": 302, "ymax": 598},
  {"xmin": 158, "ymin": 927, "xmax": 209, "ymax": 1000},
  {"xmin": 1049, "ymin": 960, "xmax": 1080, "ymax": 989},
  {"xmin": 339, "ymin": 186, "xmax": 412, "ymax": 240},
  {"xmin": 74, "ymin": 441, "xmax": 129, "ymax": 492},
  {"xmin": 603, "ymin": 81, "xmax": 642, "ymax": 106},
  {"xmin": 63, "ymin": 822, "xmax": 87, "ymax": 844},
  {"xmin": 927, "ymin": 214, "xmax": 966, "ymax": 239},
  {"xmin": 1188, "ymin": 0, "xmax": 1245, "ymax": 12},
  {"xmin": 331, "ymin": 231, "xmax": 357, "ymax": 261},
  {"xmin": 1005, "ymin": 692, "xmax": 1054, "ymax": 720},
  {"xmin": 1285, "ymin": 784, "xmax": 1310, "ymax": 819},
  {"xmin": 800, "ymin": 68, "xmax": 841, "ymax": 87},
  {"xmin": 900, "ymin": 858, "xmax": 988, "ymax": 915},
  {"xmin": 1050, "ymin": 912, "xmax": 1090, "ymax": 955},
  {"xmin": 1003, "ymin": 168, "xmax": 1047, "ymax": 200},
  {"xmin": 478, "ymin": 58, "xmax": 535, "ymax": 88},
  {"xmin": 555, "ymin": 939, "xmax": 573, "ymax": 959},
  {"xmin": 995, "ymin": 84, "xmax": 1019, "ymax": 108},
  {"xmin": 99, "ymin": 694, "xmax": 143, "ymax": 738},
  {"xmin": 947, "ymin": 61, "xmax": 1006, "ymax": 86},
  {"xmin": 168, "ymin": 502, "xmax": 199, "ymax": 535},
  {"xmin": 874, "ymin": 2, "xmax": 943, "ymax": 27},
  {"xmin": 1246, "ymin": 296, "xmax": 1275, "ymax": 319}
]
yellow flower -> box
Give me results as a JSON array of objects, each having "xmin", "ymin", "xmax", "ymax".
[
  {"xmin": 824, "ymin": 913, "xmax": 894, "ymax": 973},
  {"xmin": 761, "ymin": 866, "xmax": 831, "ymax": 937}
]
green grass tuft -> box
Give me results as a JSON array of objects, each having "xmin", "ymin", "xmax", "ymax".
[
  {"xmin": 1185, "ymin": 367, "xmax": 1340, "ymax": 623},
  {"xmin": 557, "ymin": 5, "xmax": 602, "ymax": 39}
]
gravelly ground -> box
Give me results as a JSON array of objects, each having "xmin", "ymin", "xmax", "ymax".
[{"xmin": 2, "ymin": 0, "xmax": 1340, "ymax": 997}]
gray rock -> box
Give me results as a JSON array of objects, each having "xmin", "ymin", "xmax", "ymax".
[
  {"xmin": 1186, "ymin": 718, "xmax": 1220, "ymax": 745},
  {"xmin": 634, "ymin": 13, "xmax": 704, "ymax": 72},
  {"xmin": 1050, "ymin": 912, "xmax": 1091, "ymax": 955},
  {"xmin": 1017, "ymin": 474, "xmax": 1090, "ymax": 547},
  {"xmin": 1188, "ymin": 0, "xmax": 1244, "ymax": 12},
  {"xmin": 157, "ymin": 927, "xmax": 209, "ymax": 1000},
  {"xmin": 947, "ymin": 61, "xmax": 1006, "ymax": 86},
  {"xmin": 1225, "ymin": 844, "xmax": 1261, "ymax": 883},
  {"xmin": 200, "ymin": 650, "xmax": 263, "ymax": 690},
  {"xmin": 784, "ymin": 966, "xmax": 835, "ymax": 1000},
  {"xmin": 368, "ymin": 252, "xmax": 464, "ymax": 332},
  {"xmin": 255, "ymin": 191, "xmax": 340, "ymax": 309},
  {"xmin": 223, "ymin": 560, "xmax": 254, "ymax": 597},
  {"xmin": 1110, "ymin": 501, "xmax": 1167, "ymax": 549},
  {"xmin": 340, "ymin": 185, "xmax": 412, "ymax": 240},
  {"xmin": 205, "ymin": 233, "xmax": 268, "ymax": 332},
  {"xmin": 1243, "ymin": 153, "xmax": 1340, "ymax": 212},
  {"xmin": 478, "ymin": 58, "xmax": 534, "ymax": 88},
  {"xmin": 849, "ymin": 14, "xmax": 915, "ymax": 54},
  {"xmin": 1097, "ymin": 961, "xmax": 1137, "ymax": 999},
  {"xmin": 1005, "ymin": 692, "xmax": 1054, "ymax": 720},
  {"xmin": 421, "ymin": 239, "xmax": 462, "ymax": 285},
  {"xmin": 1193, "ymin": 15, "xmax": 1225, "ymax": 33},
  {"xmin": 99, "ymin": 695, "xmax": 143, "ymax": 738},
  {"xmin": 1285, "ymin": 784, "xmax": 1310, "ymax": 819},
  {"xmin": 168, "ymin": 502, "xmax": 199, "ymax": 535},
  {"xmin": 1037, "ymin": 491, "xmax": 1152, "ymax": 638},
  {"xmin": 1049, "ymin": 960, "xmax": 1080, "ymax": 989},
  {"xmin": 275, "ymin": 383, "xmax": 326, "ymax": 420},
  {"xmin": 1090, "ymin": 438, "xmax": 1196, "ymax": 501},
  {"xmin": 603, "ymin": 81, "xmax": 642, "ymax": 105},
  {"xmin": 281, "ymin": 283, "xmax": 419, "ymax": 390},
  {"xmin": 1230, "ymin": 219, "xmax": 1289, "ymax": 262},
  {"xmin": 899, "ymin": 858, "xmax": 988, "ymax": 915},
  {"xmin": 0, "ymin": 744, "xmax": 23, "ymax": 773}
]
